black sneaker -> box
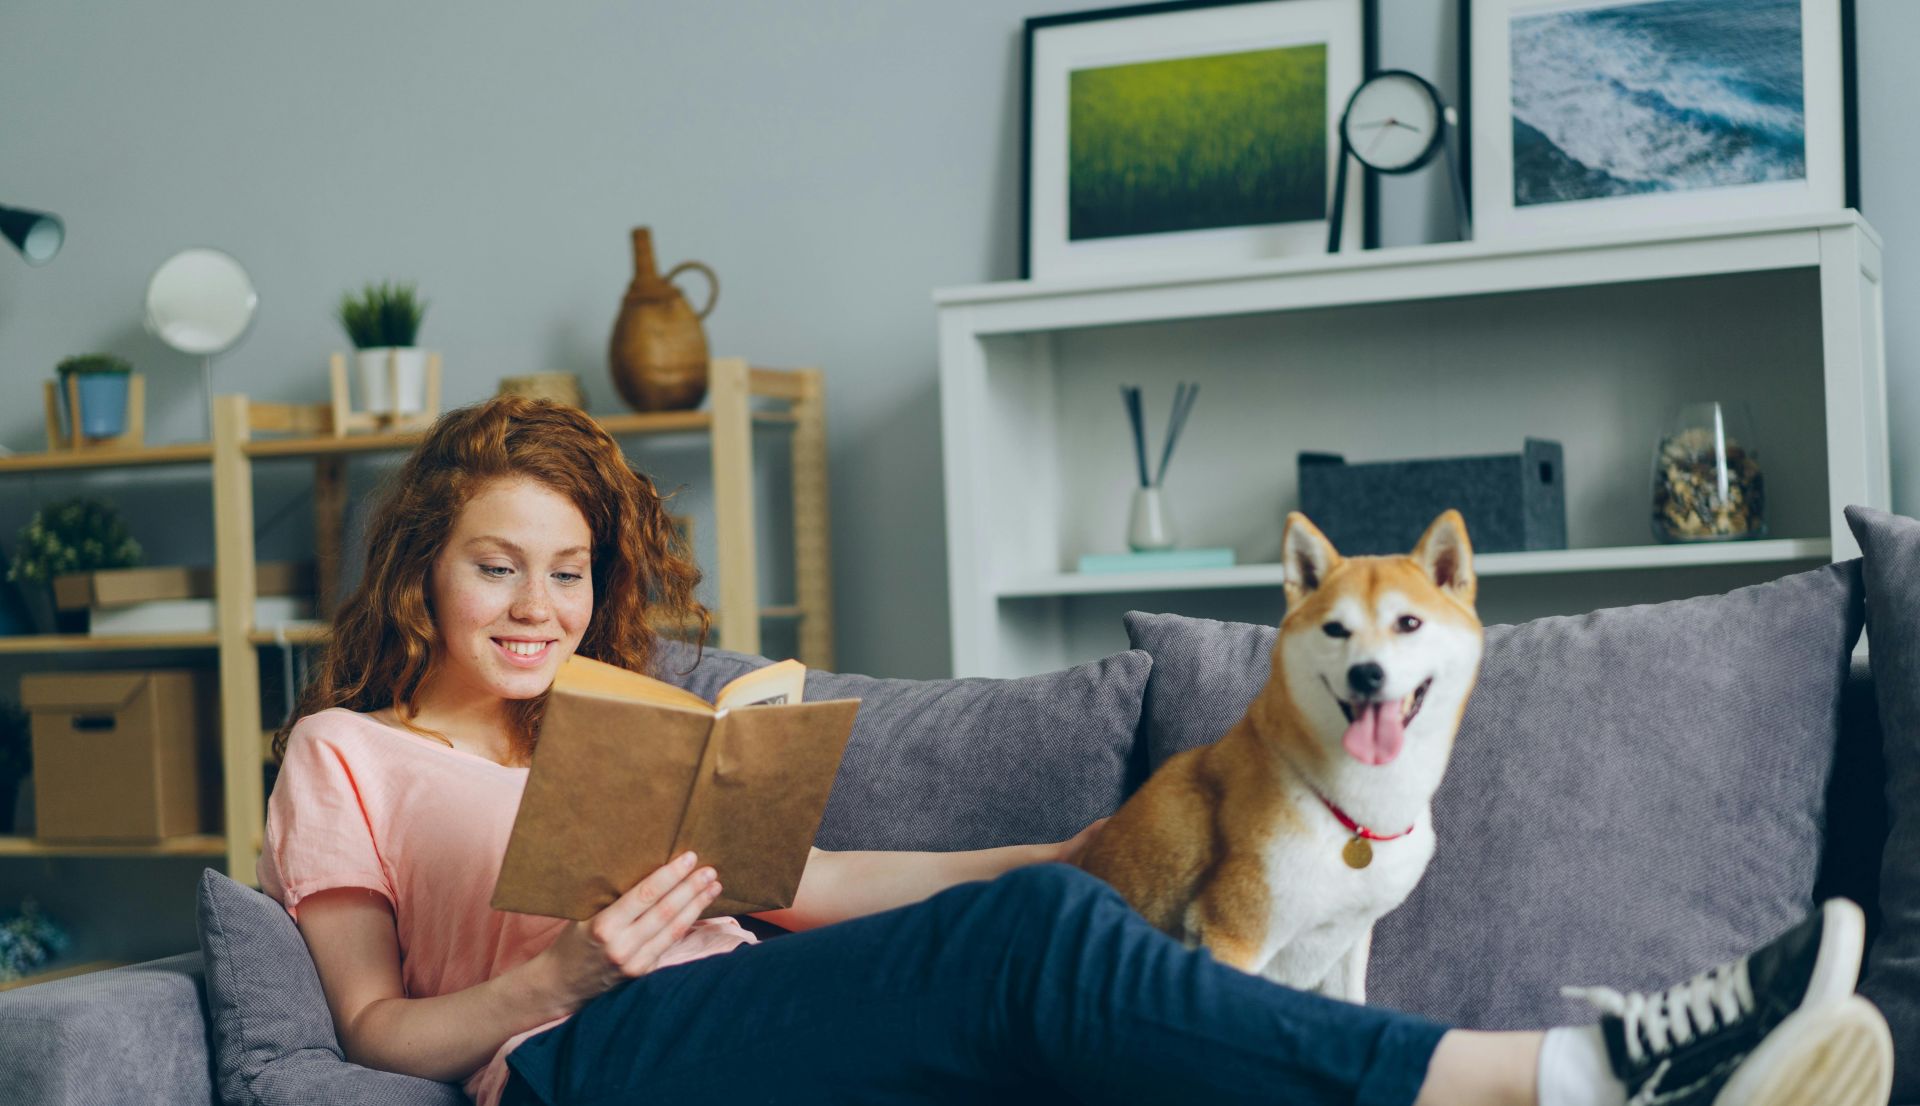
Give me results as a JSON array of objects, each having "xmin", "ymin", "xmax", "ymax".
[{"xmin": 1561, "ymin": 898, "xmax": 1891, "ymax": 1106}]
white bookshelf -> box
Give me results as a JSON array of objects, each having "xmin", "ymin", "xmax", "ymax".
[{"xmin": 936, "ymin": 212, "xmax": 1886, "ymax": 677}]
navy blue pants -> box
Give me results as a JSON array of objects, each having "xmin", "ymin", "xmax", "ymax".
[{"xmin": 504, "ymin": 864, "xmax": 1447, "ymax": 1105}]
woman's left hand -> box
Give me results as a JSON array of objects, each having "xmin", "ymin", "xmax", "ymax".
[{"xmin": 1053, "ymin": 817, "xmax": 1109, "ymax": 866}]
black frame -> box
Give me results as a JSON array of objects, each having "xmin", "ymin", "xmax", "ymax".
[
  {"xmin": 1457, "ymin": 0, "xmax": 1860, "ymax": 223},
  {"xmin": 1019, "ymin": 0, "xmax": 1381, "ymax": 279},
  {"xmin": 1338, "ymin": 69, "xmax": 1449, "ymax": 174}
]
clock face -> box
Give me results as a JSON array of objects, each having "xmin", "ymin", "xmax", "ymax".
[{"xmin": 1341, "ymin": 74, "xmax": 1442, "ymax": 173}]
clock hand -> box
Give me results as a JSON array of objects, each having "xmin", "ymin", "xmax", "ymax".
[
  {"xmin": 1350, "ymin": 118, "xmax": 1392, "ymax": 131},
  {"xmin": 1363, "ymin": 122, "xmax": 1394, "ymax": 158}
]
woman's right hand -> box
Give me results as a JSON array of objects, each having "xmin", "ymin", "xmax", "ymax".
[{"xmin": 534, "ymin": 850, "xmax": 722, "ymax": 1011}]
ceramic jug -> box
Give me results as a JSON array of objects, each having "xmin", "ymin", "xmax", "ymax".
[{"xmin": 608, "ymin": 227, "xmax": 719, "ymax": 411}]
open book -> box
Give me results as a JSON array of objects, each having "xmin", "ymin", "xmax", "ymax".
[{"xmin": 490, "ymin": 656, "xmax": 860, "ymax": 921}]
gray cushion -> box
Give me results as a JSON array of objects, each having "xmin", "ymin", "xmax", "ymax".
[
  {"xmin": 196, "ymin": 868, "xmax": 465, "ymax": 1106},
  {"xmin": 652, "ymin": 642, "xmax": 1151, "ymax": 850},
  {"xmin": 0, "ymin": 952, "xmax": 216, "ymax": 1106},
  {"xmin": 1845, "ymin": 505, "xmax": 1920, "ymax": 1099},
  {"xmin": 1125, "ymin": 559, "xmax": 1864, "ymax": 1030}
]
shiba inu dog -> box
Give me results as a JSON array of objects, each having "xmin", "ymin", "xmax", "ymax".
[{"xmin": 1079, "ymin": 510, "xmax": 1483, "ymax": 1002}]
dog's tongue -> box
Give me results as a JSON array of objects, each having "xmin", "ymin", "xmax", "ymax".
[{"xmin": 1343, "ymin": 702, "xmax": 1405, "ymax": 766}]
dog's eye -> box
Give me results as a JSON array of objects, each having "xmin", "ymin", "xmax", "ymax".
[
  {"xmin": 1322, "ymin": 622, "xmax": 1350, "ymax": 639},
  {"xmin": 1395, "ymin": 615, "xmax": 1423, "ymax": 633}
]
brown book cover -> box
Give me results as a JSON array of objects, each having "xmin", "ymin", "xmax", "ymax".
[{"xmin": 490, "ymin": 656, "xmax": 859, "ymax": 921}]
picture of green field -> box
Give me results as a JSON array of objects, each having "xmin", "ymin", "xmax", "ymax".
[{"xmin": 1068, "ymin": 43, "xmax": 1327, "ymax": 242}]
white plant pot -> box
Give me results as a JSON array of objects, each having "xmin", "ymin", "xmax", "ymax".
[{"xmin": 355, "ymin": 347, "xmax": 428, "ymax": 415}]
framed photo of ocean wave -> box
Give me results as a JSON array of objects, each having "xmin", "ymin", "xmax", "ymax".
[
  {"xmin": 1465, "ymin": 0, "xmax": 1857, "ymax": 241},
  {"xmin": 1020, "ymin": 0, "xmax": 1373, "ymax": 281}
]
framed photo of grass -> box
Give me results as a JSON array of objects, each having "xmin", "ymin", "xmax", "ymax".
[
  {"xmin": 1466, "ymin": 0, "xmax": 1858, "ymax": 242},
  {"xmin": 1021, "ymin": 0, "xmax": 1373, "ymax": 281}
]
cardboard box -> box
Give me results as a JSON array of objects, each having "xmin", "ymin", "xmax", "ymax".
[
  {"xmin": 53, "ymin": 562, "xmax": 313, "ymax": 611},
  {"xmin": 19, "ymin": 670, "xmax": 218, "ymax": 842}
]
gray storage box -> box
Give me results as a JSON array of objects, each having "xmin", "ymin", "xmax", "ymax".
[{"xmin": 1298, "ymin": 439, "xmax": 1566, "ymax": 555}]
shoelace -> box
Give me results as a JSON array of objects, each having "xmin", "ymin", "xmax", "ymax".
[{"xmin": 1561, "ymin": 959, "xmax": 1756, "ymax": 1066}]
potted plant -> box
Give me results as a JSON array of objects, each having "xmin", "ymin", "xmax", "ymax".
[
  {"xmin": 6, "ymin": 497, "xmax": 143, "ymax": 633},
  {"xmin": 54, "ymin": 353, "xmax": 134, "ymax": 440},
  {"xmin": 0, "ymin": 900, "xmax": 69, "ymax": 983},
  {"xmin": 0, "ymin": 697, "xmax": 27, "ymax": 835},
  {"xmin": 336, "ymin": 281, "xmax": 430, "ymax": 416}
]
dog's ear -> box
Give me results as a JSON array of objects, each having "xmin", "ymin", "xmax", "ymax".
[
  {"xmin": 1282, "ymin": 512, "xmax": 1341, "ymax": 611},
  {"xmin": 1412, "ymin": 509, "xmax": 1476, "ymax": 606}
]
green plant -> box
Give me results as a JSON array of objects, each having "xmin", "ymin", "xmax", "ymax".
[
  {"xmin": 336, "ymin": 281, "xmax": 429, "ymax": 348},
  {"xmin": 5, "ymin": 498, "xmax": 143, "ymax": 586},
  {"xmin": 54, "ymin": 353, "xmax": 133, "ymax": 376},
  {"xmin": 0, "ymin": 900, "xmax": 69, "ymax": 982}
]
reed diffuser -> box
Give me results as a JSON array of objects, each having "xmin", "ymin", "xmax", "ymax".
[{"xmin": 1121, "ymin": 382, "xmax": 1200, "ymax": 551}]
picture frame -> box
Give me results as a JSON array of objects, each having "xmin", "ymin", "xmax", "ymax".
[
  {"xmin": 1464, "ymin": 0, "xmax": 1858, "ymax": 243},
  {"xmin": 1021, "ymin": 0, "xmax": 1376, "ymax": 282}
]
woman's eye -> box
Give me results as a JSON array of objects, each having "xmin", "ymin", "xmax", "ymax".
[
  {"xmin": 553, "ymin": 572, "xmax": 585, "ymax": 585},
  {"xmin": 1322, "ymin": 622, "xmax": 1350, "ymax": 639},
  {"xmin": 479, "ymin": 564, "xmax": 513, "ymax": 578},
  {"xmin": 1396, "ymin": 615, "xmax": 1423, "ymax": 633}
]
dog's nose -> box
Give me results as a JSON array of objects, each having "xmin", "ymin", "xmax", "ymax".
[{"xmin": 1347, "ymin": 662, "xmax": 1386, "ymax": 697}]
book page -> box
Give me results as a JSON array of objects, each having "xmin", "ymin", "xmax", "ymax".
[
  {"xmin": 554, "ymin": 655, "xmax": 714, "ymax": 714},
  {"xmin": 715, "ymin": 658, "xmax": 807, "ymax": 712}
]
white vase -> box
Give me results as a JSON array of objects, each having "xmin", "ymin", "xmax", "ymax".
[
  {"xmin": 355, "ymin": 348, "xmax": 428, "ymax": 415},
  {"xmin": 1127, "ymin": 486, "xmax": 1176, "ymax": 552}
]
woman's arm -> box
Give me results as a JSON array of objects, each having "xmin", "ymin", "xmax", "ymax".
[
  {"xmin": 297, "ymin": 888, "xmax": 571, "ymax": 1082},
  {"xmin": 753, "ymin": 820, "xmax": 1107, "ymax": 932},
  {"xmin": 296, "ymin": 852, "xmax": 723, "ymax": 1082}
]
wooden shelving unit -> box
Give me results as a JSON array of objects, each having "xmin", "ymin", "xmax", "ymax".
[
  {"xmin": 0, "ymin": 960, "xmax": 128, "ymax": 992},
  {"xmin": 2, "ymin": 357, "xmax": 836, "ymax": 887},
  {"xmin": 0, "ymin": 835, "xmax": 226, "ymax": 858}
]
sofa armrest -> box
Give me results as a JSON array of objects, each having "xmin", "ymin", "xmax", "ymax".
[{"xmin": 0, "ymin": 952, "xmax": 216, "ymax": 1106}]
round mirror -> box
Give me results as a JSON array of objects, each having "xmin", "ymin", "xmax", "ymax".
[{"xmin": 143, "ymin": 248, "xmax": 257, "ymax": 355}]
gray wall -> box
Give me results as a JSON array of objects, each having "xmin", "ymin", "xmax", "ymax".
[{"xmin": 0, "ymin": 0, "xmax": 1914, "ymax": 687}]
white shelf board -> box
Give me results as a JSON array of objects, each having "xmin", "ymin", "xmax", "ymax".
[
  {"xmin": 997, "ymin": 538, "xmax": 1831, "ymax": 598},
  {"xmin": 933, "ymin": 211, "xmax": 1876, "ymax": 336}
]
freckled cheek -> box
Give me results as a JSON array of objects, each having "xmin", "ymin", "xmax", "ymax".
[{"xmin": 558, "ymin": 588, "xmax": 594, "ymax": 641}]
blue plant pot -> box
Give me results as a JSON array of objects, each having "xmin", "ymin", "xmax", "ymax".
[{"xmin": 72, "ymin": 372, "xmax": 130, "ymax": 439}]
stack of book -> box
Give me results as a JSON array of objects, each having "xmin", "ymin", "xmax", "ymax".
[{"xmin": 53, "ymin": 563, "xmax": 316, "ymax": 636}]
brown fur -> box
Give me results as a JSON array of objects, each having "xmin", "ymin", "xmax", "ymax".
[{"xmin": 1077, "ymin": 511, "xmax": 1479, "ymax": 971}]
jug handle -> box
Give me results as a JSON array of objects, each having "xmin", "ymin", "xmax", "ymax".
[{"xmin": 665, "ymin": 261, "xmax": 720, "ymax": 319}]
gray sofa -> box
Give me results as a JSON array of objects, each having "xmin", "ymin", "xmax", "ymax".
[{"xmin": 1, "ymin": 559, "xmax": 1912, "ymax": 1105}]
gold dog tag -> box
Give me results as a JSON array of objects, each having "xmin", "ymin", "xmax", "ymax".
[{"xmin": 1342, "ymin": 837, "xmax": 1373, "ymax": 869}]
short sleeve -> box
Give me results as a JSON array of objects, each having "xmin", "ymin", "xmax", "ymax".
[{"xmin": 259, "ymin": 716, "xmax": 396, "ymax": 921}]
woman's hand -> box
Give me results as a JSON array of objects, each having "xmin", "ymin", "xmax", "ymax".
[
  {"xmin": 1054, "ymin": 817, "xmax": 1110, "ymax": 866},
  {"xmin": 533, "ymin": 850, "xmax": 722, "ymax": 1012}
]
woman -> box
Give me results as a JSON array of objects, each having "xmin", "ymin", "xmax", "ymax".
[{"xmin": 262, "ymin": 396, "xmax": 1889, "ymax": 1106}]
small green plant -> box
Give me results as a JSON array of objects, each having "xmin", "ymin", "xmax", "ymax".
[
  {"xmin": 0, "ymin": 900, "xmax": 70, "ymax": 982},
  {"xmin": 336, "ymin": 281, "xmax": 429, "ymax": 349},
  {"xmin": 5, "ymin": 498, "xmax": 143, "ymax": 586},
  {"xmin": 55, "ymin": 353, "xmax": 133, "ymax": 376}
]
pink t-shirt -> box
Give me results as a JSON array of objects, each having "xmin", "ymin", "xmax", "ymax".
[{"xmin": 258, "ymin": 707, "xmax": 757, "ymax": 1105}]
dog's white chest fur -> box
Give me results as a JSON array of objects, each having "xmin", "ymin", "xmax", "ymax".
[{"xmin": 1252, "ymin": 788, "xmax": 1435, "ymax": 997}]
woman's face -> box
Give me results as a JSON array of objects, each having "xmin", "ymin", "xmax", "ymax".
[{"xmin": 427, "ymin": 476, "xmax": 594, "ymax": 703}]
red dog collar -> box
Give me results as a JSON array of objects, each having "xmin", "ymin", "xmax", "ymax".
[{"xmin": 1315, "ymin": 791, "xmax": 1414, "ymax": 842}]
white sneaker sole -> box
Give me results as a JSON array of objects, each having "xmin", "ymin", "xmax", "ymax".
[
  {"xmin": 1712, "ymin": 994, "xmax": 1893, "ymax": 1106},
  {"xmin": 1806, "ymin": 899, "xmax": 1868, "ymax": 1006}
]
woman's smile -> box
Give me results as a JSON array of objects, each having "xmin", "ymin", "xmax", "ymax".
[{"xmin": 492, "ymin": 637, "xmax": 557, "ymax": 666}]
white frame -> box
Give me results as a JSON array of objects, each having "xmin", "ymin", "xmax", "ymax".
[
  {"xmin": 1470, "ymin": 0, "xmax": 1849, "ymax": 242},
  {"xmin": 1026, "ymin": 0, "xmax": 1365, "ymax": 281}
]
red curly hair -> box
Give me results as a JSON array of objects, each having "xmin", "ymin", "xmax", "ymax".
[{"xmin": 274, "ymin": 396, "xmax": 708, "ymax": 762}]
